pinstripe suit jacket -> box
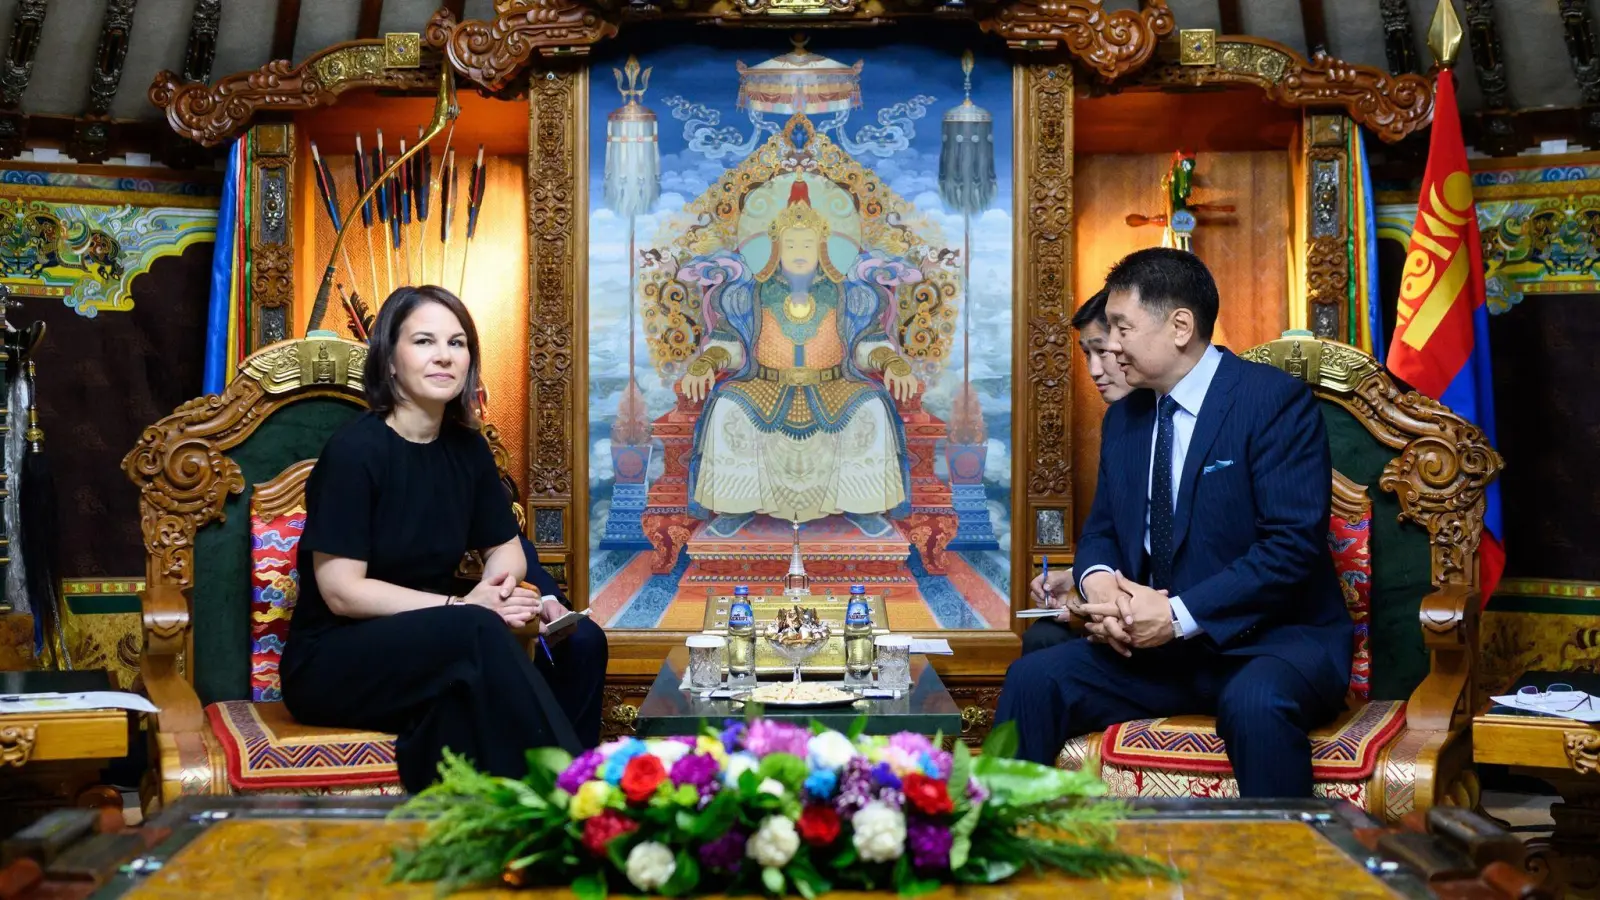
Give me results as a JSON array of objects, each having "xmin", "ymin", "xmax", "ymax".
[{"xmin": 1076, "ymin": 348, "xmax": 1352, "ymax": 705}]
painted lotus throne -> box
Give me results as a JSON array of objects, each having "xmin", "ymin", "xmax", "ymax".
[
  {"xmin": 1057, "ymin": 336, "xmax": 1502, "ymax": 823},
  {"xmin": 625, "ymin": 114, "xmax": 966, "ymax": 581},
  {"xmin": 122, "ymin": 335, "xmax": 522, "ymax": 808}
]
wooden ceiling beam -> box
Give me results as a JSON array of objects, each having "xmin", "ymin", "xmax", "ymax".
[
  {"xmin": 272, "ymin": 0, "xmax": 302, "ymax": 62},
  {"xmin": 1216, "ymin": 0, "xmax": 1242, "ymax": 36},
  {"xmin": 1298, "ymin": 0, "xmax": 1328, "ymax": 57},
  {"xmin": 1559, "ymin": 0, "xmax": 1600, "ymax": 108},
  {"xmin": 1379, "ymin": 0, "xmax": 1418, "ymax": 74},
  {"xmin": 68, "ymin": 0, "xmax": 138, "ymax": 163},
  {"xmin": 356, "ymin": 0, "xmax": 384, "ymax": 40},
  {"xmin": 0, "ymin": 0, "xmax": 49, "ymax": 157},
  {"xmin": 182, "ymin": 0, "xmax": 222, "ymax": 84}
]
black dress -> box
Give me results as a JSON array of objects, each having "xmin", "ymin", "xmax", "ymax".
[{"xmin": 281, "ymin": 412, "xmax": 600, "ymax": 792}]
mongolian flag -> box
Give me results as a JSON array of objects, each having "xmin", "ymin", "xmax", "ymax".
[{"xmin": 1387, "ymin": 69, "xmax": 1504, "ymax": 603}]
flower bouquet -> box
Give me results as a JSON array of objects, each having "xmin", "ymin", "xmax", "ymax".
[{"xmin": 389, "ymin": 718, "xmax": 1179, "ymax": 897}]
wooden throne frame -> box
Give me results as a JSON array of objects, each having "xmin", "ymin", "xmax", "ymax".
[{"xmin": 150, "ymin": 0, "xmax": 1439, "ymax": 742}]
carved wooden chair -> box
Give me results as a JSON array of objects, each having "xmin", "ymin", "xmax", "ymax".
[
  {"xmin": 123, "ymin": 335, "xmax": 521, "ymax": 810},
  {"xmin": 1057, "ymin": 335, "xmax": 1503, "ymax": 823}
]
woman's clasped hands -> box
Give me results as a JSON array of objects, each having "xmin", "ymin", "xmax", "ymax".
[{"xmin": 464, "ymin": 572, "xmax": 547, "ymax": 628}]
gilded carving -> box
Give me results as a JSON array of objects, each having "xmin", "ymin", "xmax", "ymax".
[
  {"xmin": 149, "ymin": 42, "xmax": 437, "ymax": 147},
  {"xmin": 601, "ymin": 687, "xmax": 641, "ymax": 741},
  {"xmin": 1246, "ymin": 336, "xmax": 1504, "ymax": 587},
  {"xmin": 428, "ymin": 3, "xmax": 617, "ymax": 92},
  {"xmin": 526, "ymin": 69, "xmax": 581, "ymax": 507},
  {"xmin": 980, "ymin": 1, "xmax": 1174, "ymax": 79},
  {"xmin": 240, "ymin": 337, "xmax": 367, "ymax": 394},
  {"xmin": 1020, "ymin": 66, "xmax": 1075, "ymax": 559},
  {"xmin": 0, "ymin": 724, "xmax": 36, "ymax": 767},
  {"xmin": 1137, "ymin": 37, "xmax": 1434, "ymax": 143},
  {"xmin": 1564, "ymin": 731, "xmax": 1600, "ymax": 776}
]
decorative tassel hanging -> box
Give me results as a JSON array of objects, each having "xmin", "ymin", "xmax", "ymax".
[
  {"xmin": 21, "ymin": 353, "xmax": 67, "ymax": 668},
  {"xmin": 604, "ymin": 56, "xmax": 661, "ymax": 440},
  {"xmin": 938, "ymin": 50, "xmax": 995, "ymax": 392},
  {"xmin": 604, "ymin": 56, "xmax": 661, "ymax": 221}
]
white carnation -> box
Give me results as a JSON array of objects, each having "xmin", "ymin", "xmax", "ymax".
[
  {"xmin": 625, "ymin": 841, "xmax": 676, "ymax": 891},
  {"xmin": 807, "ymin": 731, "xmax": 857, "ymax": 771},
  {"xmin": 746, "ymin": 815, "xmax": 801, "ymax": 868},
  {"xmin": 851, "ymin": 801, "xmax": 906, "ymax": 863},
  {"xmin": 647, "ymin": 740, "xmax": 691, "ymax": 766},
  {"xmin": 757, "ymin": 777, "xmax": 785, "ymax": 797},
  {"xmin": 724, "ymin": 752, "xmax": 759, "ymax": 785}
]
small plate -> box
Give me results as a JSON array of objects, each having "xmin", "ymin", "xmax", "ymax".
[{"xmin": 740, "ymin": 684, "xmax": 860, "ymax": 707}]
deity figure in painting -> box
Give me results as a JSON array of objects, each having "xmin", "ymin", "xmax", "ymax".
[{"xmin": 675, "ymin": 176, "xmax": 924, "ymax": 527}]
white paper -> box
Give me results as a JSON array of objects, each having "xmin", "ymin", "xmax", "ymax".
[
  {"xmin": 0, "ymin": 691, "xmax": 158, "ymax": 715},
  {"xmin": 1491, "ymin": 693, "xmax": 1600, "ymax": 723},
  {"xmin": 1015, "ymin": 608, "xmax": 1066, "ymax": 619},
  {"xmin": 909, "ymin": 638, "xmax": 953, "ymax": 655}
]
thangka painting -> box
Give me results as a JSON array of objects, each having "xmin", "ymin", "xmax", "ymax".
[
  {"xmin": 0, "ymin": 168, "xmax": 218, "ymax": 316},
  {"xmin": 587, "ymin": 33, "xmax": 1014, "ymax": 631}
]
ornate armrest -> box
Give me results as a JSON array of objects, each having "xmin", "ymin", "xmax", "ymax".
[
  {"xmin": 1406, "ymin": 583, "xmax": 1479, "ymax": 732},
  {"xmin": 139, "ymin": 584, "xmax": 203, "ymax": 734}
]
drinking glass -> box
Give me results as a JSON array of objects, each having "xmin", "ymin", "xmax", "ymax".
[
  {"xmin": 687, "ymin": 634, "xmax": 727, "ymax": 690},
  {"xmin": 874, "ymin": 635, "xmax": 912, "ymax": 692}
]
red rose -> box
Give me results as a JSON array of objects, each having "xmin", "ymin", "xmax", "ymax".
[
  {"xmin": 902, "ymin": 773, "xmax": 954, "ymax": 816},
  {"xmin": 581, "ymin": 809, "xmax": 639, "ymax": 857},
  {"xmin": 798, "ymin": 804, "xmax": 841, "ymax": 846},
  {"xmin": 620, "ymin": 754, "xmax": 668, "ymax": 803}
]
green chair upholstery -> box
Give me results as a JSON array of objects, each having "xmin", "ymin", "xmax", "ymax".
[{"xmin": 1055, "ymin": 336, "xmax": 1503, "ymax": 823}]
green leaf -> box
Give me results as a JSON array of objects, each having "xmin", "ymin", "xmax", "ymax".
[
  {"xmin": 660, "ymin": 849, "xmax": 700, "ymax": 897},
  {"xmin": 972, "ymin": 755, "xmax": 1105, "ymax": 807},
  {"xmin": 846, "ymin": 714, "xmax": 868, "ymax": 741},
  {"xmin": 948, "ymin": 742, "xmax": 972, "ymax": 812},
  {"xmin": 573, "ymin": 872, "xmax": 608, "ymax": 900},
  {"xmin": 949, "ymin": 834, "xmax": 972, "ymax": 871},
  {"xmin": 761, "ymin": 865, "xmax": 786, "ymax": 895},
  {"xmin": 829, "ymin": 845, "xmax": 858, "ymax": 870},
  {"xmin": 692, "ymin": 791, "xmax": 738, "ymax": 840},
  {"xmin": 527, "ymin": 746, "xmax": 574, "ymax": 779},
  {"xmin": 787, "ymin": 856, "xmax": 832, "ymax": 900},
  {"xmin": 980, "ymin": 720, "xmax": 1018, "ymax": 761},
  {"xmin": 758, "ymin": 753, "xmax": 808, "ymax": 792}
]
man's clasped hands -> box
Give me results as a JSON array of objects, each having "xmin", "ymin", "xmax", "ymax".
[
  {"xmin": 461, "ymin": 571, "xmax": 573, "ymax": 633},
  {"xmin": 1028, "ymin": 568, "xmax": 1178, "ymax": 656}
]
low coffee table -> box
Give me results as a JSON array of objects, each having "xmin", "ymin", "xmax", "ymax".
[
  {"xmin": 0, "ymin": 669, "xmax": 132, "ymax": 836},
  {"xmin": 634, "ymin": 647, "xmax": 962, "ymax": 738}
]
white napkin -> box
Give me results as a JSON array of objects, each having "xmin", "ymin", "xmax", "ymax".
[{"xmin": 0, "ymin": 691, "xmax": 158, "ymax": 714}]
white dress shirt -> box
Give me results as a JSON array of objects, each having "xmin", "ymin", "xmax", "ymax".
[{"xmin": 1080, "ymin": 344, "xmax": 1222, "ymax": 639}]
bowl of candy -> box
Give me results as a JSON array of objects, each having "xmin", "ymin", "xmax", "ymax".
[{"xmin": 763, "ymin": 604, "xmax": 832, "ymax": 682}]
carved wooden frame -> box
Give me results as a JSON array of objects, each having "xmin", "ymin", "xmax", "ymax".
[{"xmin": 251, "ymin": 459, "xmax": 316, "ymax": 523}]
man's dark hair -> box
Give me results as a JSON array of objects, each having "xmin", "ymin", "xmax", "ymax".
[
  {"xmin": 1103, "ymin": 247, "xmax": 1219, "ymax": 342},
  {"xmin": 1070, "ymin": 288, "xmax": 1109, "ymax": 332},
  {"xmin": 364, "ymin": 284, "xmax": 484, "ymax": 428}
]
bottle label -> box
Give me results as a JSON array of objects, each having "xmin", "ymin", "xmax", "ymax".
[
  {"xmin": 729, "ymin": 600, "xmax": 754, "ymax": 629},
  {"xmin": 845, "ymin": 598, "xmax": 870, "ymax": 628}
]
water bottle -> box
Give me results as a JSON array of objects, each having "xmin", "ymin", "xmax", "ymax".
[
  {"xmin": 844, "ymin": 584, "xmax": 873, "ymax": 688},
  {"xmin": 727, "ymin": 585, "xmax": 756, "ymax": 686}
]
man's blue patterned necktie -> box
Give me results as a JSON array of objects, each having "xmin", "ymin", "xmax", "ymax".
[{"xmin": 1150, "ymin": 394, "xmax": 1179, "ymax": 591}]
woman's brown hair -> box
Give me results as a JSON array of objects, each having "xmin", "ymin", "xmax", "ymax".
[{"xmin": 363, "ymin": 285, "xmax": 483, "ymax": 428}]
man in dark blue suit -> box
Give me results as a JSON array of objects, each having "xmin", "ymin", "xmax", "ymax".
[{"xmin": 996, "ymin": 248, "xmax": 1350, "ymax": 798}]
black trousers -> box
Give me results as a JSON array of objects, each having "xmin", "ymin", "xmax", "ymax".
[
  {"xmin": 283, "ymin": 544, "xmax": 608, "ymax": 792},
  {"xmin": 1021, "ymin": 618, "xmax": 1078, "ymax": 655},
  {"xmin": 995, "ymin": 638, "xmax": 1341, "ymax": 798}
]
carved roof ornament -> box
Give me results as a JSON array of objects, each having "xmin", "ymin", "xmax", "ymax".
[{"xmin": 151, "ymin": 0, "xmax": 1435, "ymax": 146}]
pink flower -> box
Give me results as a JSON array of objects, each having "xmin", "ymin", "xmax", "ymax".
[{"xmin": 743, "ymin": 720, "xmax": 810, "ymax": 758}]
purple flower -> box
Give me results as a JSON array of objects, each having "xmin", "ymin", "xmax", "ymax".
[
  {"xmin": 557, "ymin": 749, "xmax": 603, "ymax": 795},
  {"xmin": 698, "ymin": 830, "xmax": 747, "ymax": 872},
  {"xmin": 670, "ymin": 753, "xmax": 721, "ymax": 794},
  {"xmin": 720, "ymin": 720, "xmax": 747, "ymax": 755},
  {"xmin": 889, "ymin": 733, "xmax": 934, "ymax": 757},
  {"xmin": 871, "ymin": 762, "xmax": 902, "ymax": 791},
  {"xmin": 966, "ymin": 777, "xmax": 988, "ymax": 805},
  {"xmin": 907, "ymin": 819, "xmax": 954, "ymax": 870},
  {"xmin": 834, "ymin": 757, "xmax": 876, "ymax": 816},
  {"xmin": 744, "ymin": 720, "xmax": 810, "ymax": 759}
]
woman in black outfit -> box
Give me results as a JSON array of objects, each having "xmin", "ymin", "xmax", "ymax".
[{"xmin": 281, "ymin": 285, "xmax": 606, "ymax": 792}]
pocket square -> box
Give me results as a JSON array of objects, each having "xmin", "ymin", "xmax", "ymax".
[{"xmin": 1202, "ymin": 459, "xmax": 1234, "ymax": 474}]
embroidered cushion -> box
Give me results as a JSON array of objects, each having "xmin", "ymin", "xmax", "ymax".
[
  {"xmin": 249, "ymin": 503, "xmax": 305, "ymax": 703},
  {"xmin": 1099, "ymin": 700, "xmax": 1405, "ymax": 782},
  {"xmin": 1328, "ymin": 506, "xmax": 1374, "ymax": 700},
  {"xmin": 205, "ymin": 700, "xmax": 398, "ymax": 790}
]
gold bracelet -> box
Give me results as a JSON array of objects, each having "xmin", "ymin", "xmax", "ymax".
[
  {"xmin": 869, "ymin": 347, "xmax": 912, "ymax": 378},
  {"xmin": 688, "ymin": 346, "xmax": 731, "ymax": 378}
]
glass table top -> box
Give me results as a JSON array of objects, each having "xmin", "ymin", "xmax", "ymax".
[{"xmin": 635, "ymin": 647, "xmax": 963, "ymax": 737}]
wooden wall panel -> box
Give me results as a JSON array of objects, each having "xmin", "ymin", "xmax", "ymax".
[{"xmin": 1070, "ymin": 150, "xmax": 1293, "ymax": 539}]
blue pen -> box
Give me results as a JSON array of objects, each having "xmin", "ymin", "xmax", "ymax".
[
  {"xmin": 1041, "ymin": 555, "xmax": 1050, "ymax": 605},
  {"xmin": 538, "ymin": 634, "xmax": 555, "ymax": 664}
]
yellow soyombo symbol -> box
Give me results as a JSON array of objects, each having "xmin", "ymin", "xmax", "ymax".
[{"xmin": 1396, "ymin": 171, "xmax": 1474, "ymax": 351}]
